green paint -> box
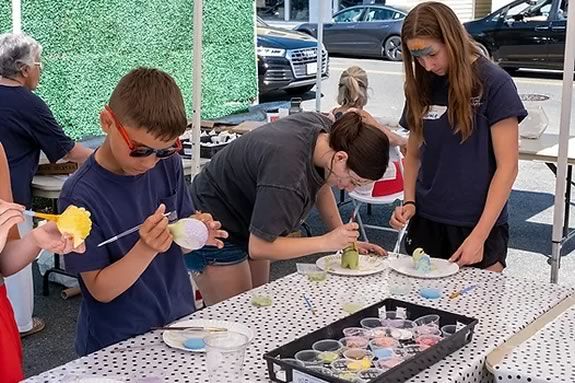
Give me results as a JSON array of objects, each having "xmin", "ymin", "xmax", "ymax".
[{"xmin": 1, "ymin": 1, "xmax": 257, "ymax": 140}]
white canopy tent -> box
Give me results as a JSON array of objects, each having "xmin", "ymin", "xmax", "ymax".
[
  {"xmin": 13, "ymin": 1, "xmax": 572, "ymax": 284},
  {"xmin": 315, "ymin": 0, "xmax": 325, "ymax": 112},
  {"xmin": 11, "ymin": 0, "xmax": 21, "ymax": 33},
  {"xmin": 549, "ymin": 1, "xmax": 575, "ymax": 283},
  {"xmin": 190, "ymin": 0, "xmax": 203, "ymax": 178}
]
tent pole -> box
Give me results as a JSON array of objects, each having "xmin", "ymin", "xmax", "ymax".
[
  {"xmin": 191, "ymin": 0, "xmax": 203, "ymax": 182},
  {"xmin": 549, "ymin": 0, "xmax": 575, "ymax": 283},
  {"xmin": 315, "ymin": 1, "xmax": 324, "ymax": 112},
  {"xmin": 12, "ymin": 0, "xmax": 22, "ymax": 33}
]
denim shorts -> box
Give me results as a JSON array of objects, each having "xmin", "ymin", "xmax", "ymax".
[{"xmin": 184, "ymin": 241, "xmax": 249, "ymax": 273}]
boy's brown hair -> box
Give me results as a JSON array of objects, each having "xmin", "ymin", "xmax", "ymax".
[{"xmin": 109, "ymin": 67, "xmax": 187, "ymax": 141}]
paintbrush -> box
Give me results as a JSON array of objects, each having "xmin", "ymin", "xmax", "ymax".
[{"xmin": 97, "ymin": 211, "xmax": 175, "ymax": 247}]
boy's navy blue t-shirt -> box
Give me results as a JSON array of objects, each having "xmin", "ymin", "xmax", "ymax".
[
  {"xmin": 0, "ymin": 85, "xmax": 74, "ymax": 207},
  {"xmin": 400, "ymin": 57, "xmax": 527, "ymax": 227},
  {"xmin": 59, "ymin": 153, "xmax": 196, "ymax": 356}
]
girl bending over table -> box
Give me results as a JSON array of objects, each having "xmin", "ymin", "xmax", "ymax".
[{"xmin": 187, "ymin": 111, "xmax": 390, "ymax": 305}]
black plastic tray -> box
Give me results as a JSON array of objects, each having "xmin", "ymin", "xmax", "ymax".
[
  {"xmin": 180, "ymin": 139, "xmax": 229, "ymax": 159},
  {"xmin": 264, "ymin": 298, "xmax": 478, "ymax": 383}
]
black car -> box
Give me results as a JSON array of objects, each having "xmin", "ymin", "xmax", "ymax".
[
  {"xmin": 464, "ymin": 0, "xmax": 569, "ymax": 71},
  {"xmin": 295, "ymin": 5, "xmax": 406, "ymax": 61},
  {"xmin": 257, "ymin": 18, "xmax": 329, "ymax": 95}
]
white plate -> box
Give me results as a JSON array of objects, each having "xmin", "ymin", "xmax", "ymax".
[
  {"xmin": 316, "ymin": 252, "xmax": 387, "ymax": 276},
  {"xmin": 388, "ymin": 254, "xmax": 459, "ymax": 279},
  {"xmin": 162, "ymin": 319, "xmax": 254, "ymax": 353},
  {"xmin": 72, "ymin": 379, "xmax": 125, "ymax": 383}
]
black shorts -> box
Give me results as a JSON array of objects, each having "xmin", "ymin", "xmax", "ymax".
[{"xmin": 404, "ymin": 215, "xmax": 509, "ymax": 269}]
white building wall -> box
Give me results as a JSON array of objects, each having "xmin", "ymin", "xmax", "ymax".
[{"xmin": 309, "ymin": 0, "xmax": 334, "ymax": 23}]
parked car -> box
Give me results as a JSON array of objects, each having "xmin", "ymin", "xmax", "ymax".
[
  {"xmin": 257, "ymin": 17, "xmax": 329, "ymax": 95},
  {"xmin": 464, "ymin": 0, "xmax": 569, "ymax": 72},
  {"xmin": 295, "ymin": 5, "xmax": 407, "ymax": 61}
]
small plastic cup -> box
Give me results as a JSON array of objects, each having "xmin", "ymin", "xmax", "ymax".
[
  {"xmin": 339, "ymin": 336, "xmax": 369, "ymax": 349},
  {"xmin": 360, "ymin": 317, "xmax": 383, "ymax": 329},
  {"xmin": 318, "ymin": 351, "xmax": 339, "ymax": 364},
  {"xmin": 368, "ymin": 341, "xmax": 396, "ymax": 360},
  {"xmin": 387, "ymin": 319, "xmax": 416, "ymax": 340},
  {"xmin": 370, "ymin": 326, "xmax": 390, "ymax": 338},
  {"xmin": 312, "ymin": 339, "xmax": 343, "ymax": 353},
  {"xmin": 375, "ymin": 356, "xmax": 404, "ymax": 369},
  {"xmin": 343, "ymin": 348, "xmax": 374, "ymax": 372},
  {"xmin": 415, "ymin": 334, "xmax": 442, "ymax": 349},
  {"xmin": 369, "ymin": 336, "xmax": 399, "ymax": 349},
  {"xmin": 339, "ymin": 292, "xmax": 368, "ymax": 314},
  {"xmin": 413, "ymin": 314, "xmax": 440, "ymax": 327},
  {"xmin": 205, "ymin": 331, "xmax": 250, "ymax": 383},
  {"xmin": 388, "ymin": 281, "xmax": 412, "ymax": 296},
  {"xmin": 342, "ymin": 327, "xmax": 371, "ymax": 338},
  {"xmin": 250, "ymin": 286, "xmax": 273, "ymax": 307},
  {"xmin": 441, "ymin": 324, "xmax": 458, "ymax": 337},
  {"xmin": 343, "ymin": 348, "xmax": 374, "ymax": 362},
  {"xmin": 379, "ymin": 310, "xmax": 401, "ymax": 320},
  {"xmin": 413, "ymin": 327, "xmax": 442, "ymax": 338},
  {"xmin": 388, "ymin": 319, "xmax": 415, "ymax": 329},
  {"xmin": 294, "ymin": 349, "xmax": 322, "ymax": 366}
]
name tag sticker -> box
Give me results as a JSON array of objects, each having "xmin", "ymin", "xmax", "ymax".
[{"xmin": 423, "ymin": 105, "xmax": 447, "ymax": 120}]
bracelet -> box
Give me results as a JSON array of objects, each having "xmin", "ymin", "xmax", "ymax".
[{"xmin": 403, "ymin": 201, "xmax": 416, "ymax": 207}]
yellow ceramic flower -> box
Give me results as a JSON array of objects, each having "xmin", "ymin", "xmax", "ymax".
[{"xmin": 57, "ymin": 206, "xmax": 92, "ymax": 247}]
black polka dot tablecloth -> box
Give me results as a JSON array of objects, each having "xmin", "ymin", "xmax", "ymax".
[
  {"xmin": 25, "ymin": 267, "xmax": 574, "ymax": 383},
  {"xmin": 489, "ymin": 304, "xmax": 575, "ymax": 383}
]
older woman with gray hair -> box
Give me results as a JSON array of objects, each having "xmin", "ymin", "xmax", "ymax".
[{"xmin": 0, "ymin": 32, "xmax": 92, "ymax": 338}]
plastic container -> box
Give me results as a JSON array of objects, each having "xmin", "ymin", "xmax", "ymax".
[
  {"xmin": 339, "ymin": 336, "xmax": 369, "ymax": 349},
  {"xmin": 413, "ymin": 327, "xmax": 442, "ymax": 338},
  {"xmin": 360, "ymin": 317, "xmax": 383, "ymax": 329},
  {"xmin": 342, "ymin": 327, "xmax": 371, "ymax": 338},
  {"xmin": 264, "ymin": 298, "xmax": 478, "ymax": 383},
  {"xmin": 415, "ymin": 334, "xmax": 442, "ymax": 349},
  {"xmin": 370, "ymin": 336, "xmax": 399, "ymax": 348},
  {"xmin": 312, "ymin": 339, "xmax": 343, "ymax": 353},
  {"xmin": 205, "ymin": 331, "xmax": 249, "ymax": 383},
  {"xmin": 294, "ymin": 350, "xmax": 322, "ymax": 366},
  {"xmin": 413, "ymin": 314, "xmax": 440, "ymax": 328},
  {"xmin": 441, "ymin": 324, "xmax": 457, "ymax": 337},
  {"xmin": 342, "ymin": 348, "xmax": 374, "ymax": 362}
]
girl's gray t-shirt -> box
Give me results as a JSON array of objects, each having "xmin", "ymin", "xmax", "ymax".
[{"xmin": 192, "ymin": 112, "xmax": 331, "ymax": 247}]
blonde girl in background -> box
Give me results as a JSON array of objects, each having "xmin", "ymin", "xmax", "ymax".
[{"xmin": 331, "ymin": 65, "xmax": 408, "ymax": 149}]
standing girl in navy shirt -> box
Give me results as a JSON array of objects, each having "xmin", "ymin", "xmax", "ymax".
[{"xmin": 390, "ymin": 2, "xmax": 527, "ymax": 271}]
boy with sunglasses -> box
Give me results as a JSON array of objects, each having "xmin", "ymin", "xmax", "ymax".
[{"xmin": 58, "ymin": 67, "xmax": 227, "ymax": 356}]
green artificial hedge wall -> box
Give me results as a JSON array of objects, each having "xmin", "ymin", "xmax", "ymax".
[{"xmin": 0, "ymin": 1, "xmax": 257, "ymax": 140}]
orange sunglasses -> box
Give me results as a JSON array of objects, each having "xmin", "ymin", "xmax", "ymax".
[{"xmin": 105, "ymin": 105, "xmax": 182, "ymax": 158}]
